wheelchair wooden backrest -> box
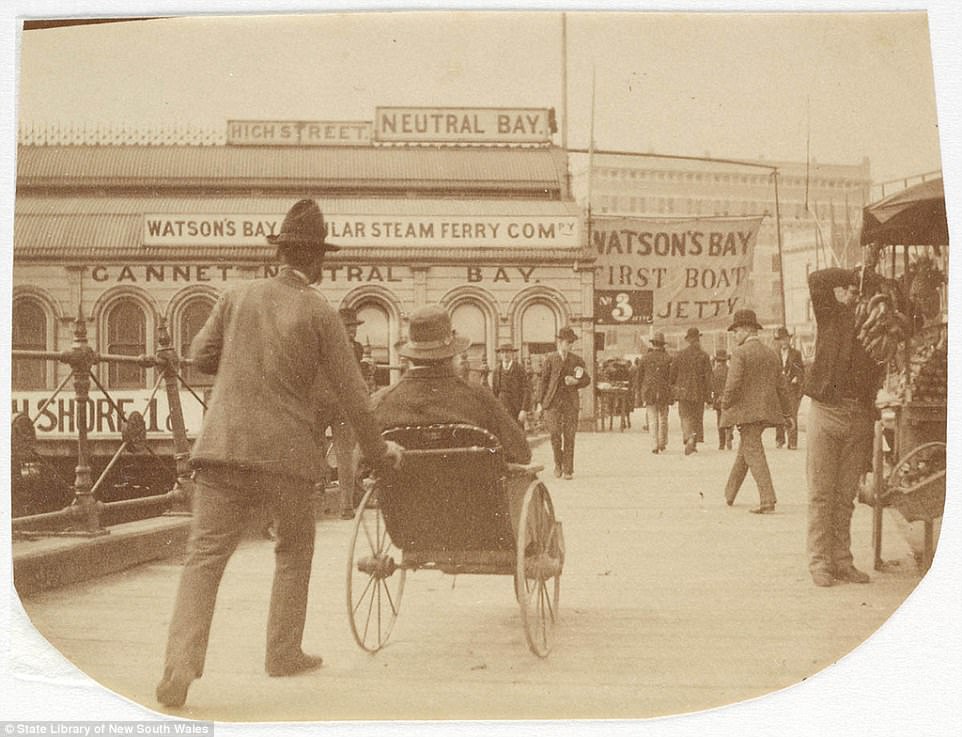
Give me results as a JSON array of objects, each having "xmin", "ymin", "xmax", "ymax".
[{"xmin": 376, "ymin": 424, "xmax": 515, "ymax": 552}]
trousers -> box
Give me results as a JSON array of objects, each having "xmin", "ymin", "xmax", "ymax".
[
  {"xmin": 645, "ymin": 403, "xmax": 669, "ymax": 450},
  {"xmin": 163, "ymin": 466, "xmax": 316, "ymax": 678},
  {"xmin": 544, "ymin": 402, "xmax": 579, "ymax": 474},
  {"xmin": 723, "ymin": 423, "xmax": 776, "ymax": 506},
  {"xmin": 714, "ymin": 408, "xmax": 733, "ymax": 448},
  {"xmin": 677, "ymin": 400, "xmax": 705, "ymax": 444},
  {"xmin": 775, "ymin": 387, "xmax": 803, "ymax": 447},
  {"xmin": 806, "ymin": 398, "xmax": 874, "ymax": 575},
  {"xmin": 333, "ymin": 416, "xmax": 361, "ymax": 515}
]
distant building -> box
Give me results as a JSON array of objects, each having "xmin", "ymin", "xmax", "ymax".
[{"xmin": 576, "ymin": 152, "xmax": 871, "ymax": 355}]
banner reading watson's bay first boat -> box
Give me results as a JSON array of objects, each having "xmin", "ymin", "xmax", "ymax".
[{"xmin": 591, "ymin": 215, "xmax": 765, "ymax": 329}]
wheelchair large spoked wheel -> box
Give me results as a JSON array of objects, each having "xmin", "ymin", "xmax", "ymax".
[
  {"xmin": 515, "ymin": 481, "xmax": 563, "ymax": 657},
  {"xmin": 346, "ymin": 485, "xmax": 406, "ymax": 653}
]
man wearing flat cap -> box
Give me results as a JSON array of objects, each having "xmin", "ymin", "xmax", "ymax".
[
  {"xmin": 773, "ymin": 327, "xmax": 805, "ymax": 450},
  {"xmin": 371, "ymin": 305, "xmax": 530, "ymax": 466},
  {"xmin": 492, "ymin": 343, "xmax": 531, "ymax": 427},
  {"xmin": 719, "ymin": 309, "xmax": 793, "ymax": 513},
  {"xmin": 669, "ymin": 326, "xmax": 713, "ymax": 455},
  {"xmin": 535, "ymin": 327, "xmax": 591, "ymax": 479},
  {"xmin": 157, "ymin": 199, "xmax": 402, "ymax": 708}
]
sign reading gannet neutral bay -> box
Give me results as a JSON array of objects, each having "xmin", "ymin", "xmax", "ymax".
[
  {"xmin": 375, "ymin": 107, "xmax": 552, "ymax": 144},
  {"xmin": 592, "ymin": 215, "xmax": 765, "ymax": 329},
  {"xmin": 143, "ymin": 213, "xmax": 579, "ymax": 248}
]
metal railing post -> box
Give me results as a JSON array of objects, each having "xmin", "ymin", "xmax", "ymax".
[
  {"xmin": 65, "ymin": 309, "xmax": 106, "ymax": 535},
  {"xmin": 156, "ymin": 318, "xmax": 194, "ymax": 514}
]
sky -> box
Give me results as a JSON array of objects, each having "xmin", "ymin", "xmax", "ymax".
[
  {"xmin": 10, "ymin": 6, "xmax": 947, "ymax": 183},
  {"xmin": 2, "ymin": 1, "xmax": 962, "ymax": 736}
]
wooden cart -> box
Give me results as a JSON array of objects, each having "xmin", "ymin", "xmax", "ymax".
[{"xmin": 346, "ymin": 423, "xmax": 565, "ymax": 657}]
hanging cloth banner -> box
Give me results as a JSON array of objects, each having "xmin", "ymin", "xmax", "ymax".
[{"xmin": 591, "ymin": 215, "xmax": 765, "ymax": 329}]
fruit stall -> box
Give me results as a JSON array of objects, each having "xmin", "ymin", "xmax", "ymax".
[{"xmin": 858, "ymin": 176, "xmax": 948, "ymax": 572}]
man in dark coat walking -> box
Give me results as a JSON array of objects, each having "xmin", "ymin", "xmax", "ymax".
[
  {"xmin": 710, "ymin": 349, "xmax": 733, "ymax": 450},
  {"xmin": 720, "ymin": 309, "xmax": 792, "ymax": 513},
  {"xmin": 156, "ymin": 200, "xmax": 402, "ymax": 708},
  {"xmin": 491, "ymin": 343, "xmax": 531, "ymax": 427},
  {"xmin": 333, "ymin": 306, "xmax": 367, "ymax": 519},
  {"xmin": 636, "ymin": 332, "xmax": 672, "ymax": 453},
  {"xmin": 535, "ymin": 326, "xmax": 591, "ymax": 479},
  {"xmin": 772, "ymin": 326, "xmax": 806, "ymax": 449},
  {"xmin": 669, "ymin": 327, "xmax": 713, "ymax": 454}
]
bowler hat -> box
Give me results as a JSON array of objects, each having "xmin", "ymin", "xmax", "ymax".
[
  {"xmin": 774, "ymin": 326, "xmax": 791, "ymax": 340},
  {"xmin": 338, "ymin": 307, "xmax": 364, "ymax": 327},
  {"xmin": 267, "ymin": 199, "xmax": 341, "ymax": 252},
  {"xmin": 496, "ymin": 343, "xmax": 518, "ymax": 353},
  {"xmin": 684, "ymin": 327, "xmax": 702, "ymax": 341},
  {"xmin": 649, "ymin": 332, "xmax": 667, "ymax": 346},
  {"xmin": 714, "ymin": 348, "xmax": 729, "ymax": 361},
  {"xmin": 557, "ymin": 327, "xmax": 578, "ymax": 342},
  {"xmin": 399, "ymin": 305, "xmax": 471, "ymax": 361},
  {"xmin": 727, "ymin": 309, "xmax": 763, "ymax": 331}
]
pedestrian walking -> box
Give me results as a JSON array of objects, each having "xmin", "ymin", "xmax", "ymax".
[
  {"xmin": 491, "ymin": 343, "xmax": 531, "ymax": 427},
  {"xmin": 155, "ymin": 199, "xmax": 402, "ymax": 709},
  {"xmin": 773, "ymin": 326, "xmax": 805, "ymax": 449},
  {"xmin": 535, "ymin": 326, "xmax": 591, "ymax": 479},
  {"xmin": 636, "ymin": 332, "xmax": 672, "ymax": 454},
  {"xmin": 803, "ymin": 260, "xmax": 885, "ymax": 587},
  {"xmin": 333, "ymin": 306, "xmax": 367, "ymax": 519},
  {"xmin": 669, "ymin": 327, "xmax": 713, "ymax": 455},
  {"xmin": 710, "ymin": 349, "xmax": 733, "ymax": 450},
  {"xmin": 720, "ymin": 309, "xmax": 793, "ymax": 513}
]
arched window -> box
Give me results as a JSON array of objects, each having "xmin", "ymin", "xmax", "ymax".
[
  {"xmin": 179, "ymin": 298, "xmax": 215, "ymax": 386},
  {"xmin": 12, "ymin": 299, "xmax": 47, "ymax": 389},
  {"xmin": 451, "ymin": 302, "xmax": 489, "ymax": 383},
  {"xmin": 521, "ymin": 302, "xmax": 558, "ymax": 358},
  {"xmin": 355, "ymin": 302, "xmax": 390, "ymax": 389},
  {"xmin": 106, "ymin": 299, "xmax": 147, "ymax": 388}
]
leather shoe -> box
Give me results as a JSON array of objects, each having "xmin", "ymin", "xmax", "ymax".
[
  {"xmin": 811, "ymin": 571, "xmax": 834, "ymax": 587},
  {"xmin": 156, "ymin": 668, "xmax": 193, "ymax": 708},
  {"xmin": 651, "ymin": 448, "xmax": 660, "ymax": 455},
  {"xmin": 267, "ymin": 652, "xmax": 324, "ymax": 677},
  {"xmin": 835, "ymin": 565, "xmax": 870, "ymax": 584},
  {"xmin": 684, "ymin": 439, "xmax": 695, "ymax": 456},
  {"xmin": 563, "ymin": 472, "xmax": 573, "ymax": 480},
  {"xmin": 749, "ymin": 504, "xmax": 775, "ymax": 514},
  {"xmin": 553, "ymin": 466, "xmax": 563, "ymax": 478},
  {"xmin": 725, "ymin": 498, "xmax": 734, "ymax": 507}
]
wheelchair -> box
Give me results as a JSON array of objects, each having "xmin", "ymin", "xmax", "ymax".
[{"xmin": 346, "ymin": 423, "xmax": 565, "ymax": 657}]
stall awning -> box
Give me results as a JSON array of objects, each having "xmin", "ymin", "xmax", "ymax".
[{"xmin": 861, "ymin": 176, "xmax": 948, "ymax": 247}]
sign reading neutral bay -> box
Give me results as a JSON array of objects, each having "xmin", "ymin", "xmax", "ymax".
[
  {"xmin": 592, "ymin": 215, "xmax": 765, "ymax": 329},
  {"xmin": 143, "ymin": 213, "xmax": 579, "ymax": 248},
  {"xmin": 375, "ymin": 107, "xmax": 552, "ymax": 144}
]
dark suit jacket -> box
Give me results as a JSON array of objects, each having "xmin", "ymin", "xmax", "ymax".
[
  {"xmin": 719, "ymin": 337, "xmax": 792, "ymax": 428},
  {"xmin": 669, "ymin": 344, "xmax": 713, "ymax": 404},
  {"xmin": 777, "ymin": 345, "xmax": 805, "ymax": 392},
  {"xmin": 636, "ymin": 348, "xmax": 673, "ymax": 406},
  {"xmin": 536, "ymin": 351, "xmax": 591, "ymax": 410},
  {"xmin": 371, "ymin": 363, "xmax": 531, "ymax": 464},
  {"xmin": 492, "ymin": 360, "xmax": 531, "ymax": 418},
  {"xmin": 189, "ymin": 268, "xmax": 386, "ymax": 482}
]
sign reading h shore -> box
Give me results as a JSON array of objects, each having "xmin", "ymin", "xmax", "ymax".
[
  {"xmin": 143, "ymin": 213, "xmax": 579, "ymax": 248},
  {"xmin": 375, "ymin": 107, "xmax": 552, "ymax": 144},
  {"xmin": 592, "ymin": 215, "xmax": 764, "ymax": 329}
]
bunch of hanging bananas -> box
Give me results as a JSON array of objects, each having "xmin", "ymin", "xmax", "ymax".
[{"xmin": 855, "ymin": 285, "xmax": 910, "ymax": 365}]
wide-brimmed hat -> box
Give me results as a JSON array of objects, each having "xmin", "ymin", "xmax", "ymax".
[
  {"xmin": 714, "ymin": 348, "xmax": 729, "ymax": 361},
  {"xmin": 649, "ymin": 332, "xmax": 667, "ymax": 346},
  {"xmin": 773, "ymin": 326, "xmax": 791, "ymax": 340},
  {"xmin": 496, "ymin": 343, "xmax": 517, "ymax": 353},
  {"xmin": 399, "ymin": 305, "xmax": 471, "ymax": 360},
  {"xmin": 557, "ymin": 327, "xmax": 578, "ymax": 342},
  {"xmin": 267, "ymin": 199, "xmax": 341, "ymax": 252},
  {"xmin": 338, "ymin": 307, "xmax": 364, "ymax": 327},
  {"xmin": 728, "ymin": 309, "xmax": 763, "ymax": 331},
  {"xmin": 684, "ymin": 327, "xmax": 702, "ymax": 341}
]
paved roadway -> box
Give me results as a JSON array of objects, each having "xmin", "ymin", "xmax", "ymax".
[{"xmin": 16, "ymin": 410, "xmax": 927, "ymax": 723}]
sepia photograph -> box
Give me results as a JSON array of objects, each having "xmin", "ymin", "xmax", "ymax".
[{"xmin": 3, "ymin": 0, "xmax": 959, "ymax": 734}]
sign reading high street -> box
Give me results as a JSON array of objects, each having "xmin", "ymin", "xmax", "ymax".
[
  {"xmin": 375, "ymin": 107, "xmax": 552, "ymax": 144},
  {"xmin": 143, "ymin": 213, "xmax": 579, "ymax": 248},
  {"xmin": 592, "ymin": 216, "xmax": 764, "ymax": 329},
  {"xmin": 227, "ymin": 120, "xmax": 372, "ymax": 146}
]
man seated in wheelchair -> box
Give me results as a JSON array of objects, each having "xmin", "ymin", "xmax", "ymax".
[{"xmin": 369, "ymin": 304, "xmax": 535, "ymax": 536}]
